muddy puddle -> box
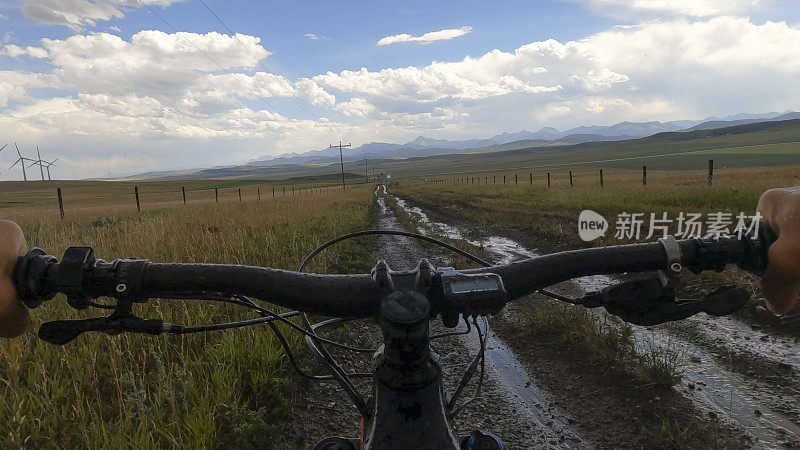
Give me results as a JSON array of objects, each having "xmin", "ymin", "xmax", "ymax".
[{"xmin": 380, "ymin": 185, "xmax": 800, "ymax": 449}]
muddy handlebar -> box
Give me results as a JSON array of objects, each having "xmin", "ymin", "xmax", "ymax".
[{"xmin": 14, "ymin": 224, "xmax": 774, "ymax": 326}]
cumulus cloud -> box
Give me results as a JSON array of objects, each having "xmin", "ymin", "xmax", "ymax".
[
  {"xmin": 0, "ymin": 30, "xmax": 339, "ymax": 141},
  {"xmin": 1, "ymin": 44, "xmax": 48, "ymax": 58},
  {"xmin": 572, "ymin": 0, "xmax": 766, "ymax": 18},
  {"xmin": 305, "ymin": 33, "xmax": 319, "ymax": 40},
  {"xmin": 377, "ymin": 26, "xmax": 473, "ymax": 45},
  {"xmin": 21, "ymin": 0, "xmax": 186, "ymax": 31},
  {"xmin": 336, "ymin": 97, "xmax": 376, "ymax": 117}
]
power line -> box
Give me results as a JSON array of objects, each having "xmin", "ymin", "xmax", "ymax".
[{"xmin": 199, "ymin": 0, "xmax": 342, "ymax": 142}]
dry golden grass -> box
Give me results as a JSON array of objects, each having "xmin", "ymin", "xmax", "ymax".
[
  {"xmin": 397, "ymin": 164, "xmax": 800, "ymax": 241},
  {"xmin": 0, "ymin": 181, "xmax": 376, "ymax": 449}
]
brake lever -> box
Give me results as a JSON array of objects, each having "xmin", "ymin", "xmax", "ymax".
[
  {"xmin": 576, "ymin": 272, "xmax": 750, "ymax": 326},
  {"xmin": 38, "ymin": 314, "xmax": 165, "ymax": 345}
]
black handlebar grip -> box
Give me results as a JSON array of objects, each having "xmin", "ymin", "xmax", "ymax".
[{"xmin": 38, "ymin": 318, "xmax": 106, "ymax": 345}]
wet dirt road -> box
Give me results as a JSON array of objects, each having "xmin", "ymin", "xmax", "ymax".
[
  {"xmin": 375, "ymin": 186, "xmax": 590, "ymax": 448},
  {"xmin": 384, "ymin": 185, "xmax": 800, "ymax": 449}
]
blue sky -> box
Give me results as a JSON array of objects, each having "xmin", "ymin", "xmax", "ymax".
[{"xmin": 1, "ymin": 0, "xmax": 800, "ymax": 178}]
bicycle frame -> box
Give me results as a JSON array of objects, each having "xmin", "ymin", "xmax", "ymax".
[{"xmin": 312, "ymin": 259, "xmax": 492, "ymax": 450}]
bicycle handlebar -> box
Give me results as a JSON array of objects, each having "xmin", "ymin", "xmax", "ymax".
[{"xmin": 14, "ymin": 224, "xmax": 774, "ymax": 321}]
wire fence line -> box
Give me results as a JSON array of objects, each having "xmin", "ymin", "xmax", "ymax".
[
  {"xmin": 52, "ymin": 183, "xmax": 352, "ymax": 219},
  {"xmin": 424, "ymin": 159, "xmax": 717, "ymax": 188}
]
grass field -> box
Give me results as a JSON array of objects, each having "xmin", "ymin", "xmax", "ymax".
[
  {"xmin": 0, "ymin": 178, "xmax": 366, "ymax": 223},
  {"xmin": 0, "ymin": 181, "xmax": 376, "ymax": 448},
  {"xmin": 390, "ymin": 163, "xmax": 800, "ymax": 388},
  {"xmin": 392, "ymin": 164, "xmax": 800, "ymax": 244}
]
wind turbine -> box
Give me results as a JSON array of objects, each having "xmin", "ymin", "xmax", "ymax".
[
  {"xmin": 28, "ymin": 157, "xmax": 59, "ymax": 181},
  {"xmin": 35, "ymin": 146, "xmax": 45, "ymax": 180},
  {"xmin": 9, "ymin": 143, "xmax": 35, "ymax": 181},
  {"xmin": 42, "ymin": 158, "xmax": 58, "ymax": 180},
  {"xmin": 26, "ymin": 146, "xmax": 59, "ymax": 181}
]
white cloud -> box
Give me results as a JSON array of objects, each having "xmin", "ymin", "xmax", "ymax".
[
  {"xmin": 573, "ymin": 0, "xmax": 766, "ymax": 18},
  {"xmin": 21, "ymin": 0, "xmax": 186, "ymax": 31},
  {"xmin": 377, "ymin": 26, "xmax": 473, "ymax": 46},
  {"xmin": 317, "ymin": 16, "xmax": 800, "ymax": 131},
  {"xmin": 336, "ymin": 97, "xmax": 375, "ymax": 117},
  {"xmin": 305, "ymin": 33, "xmax": 319, "ymax": 40},
  {"xmin": 0, "ymin": 30, "xmax": 340, "ymax": 142},
  {"xmin": 109, "ymin": 25, "xmax": 121, "ymax": 32},
  {"xmin": 1, "ymin": 44, "xmax": 48, "ymax": 58}
]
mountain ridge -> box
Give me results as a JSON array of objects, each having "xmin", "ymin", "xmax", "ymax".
[{"xmin": 247, "ymin": 110, "xmax": 795, "ymax": 166}]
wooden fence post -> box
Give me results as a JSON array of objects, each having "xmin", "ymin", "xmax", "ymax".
[
  {"xmin": 547, "ymin": 172, "xmax": 551, "ymax": 187},
  {"xmin": 708, "ymin": 159, "xmax": 714, "ymax": 185},
  {"xmin": 529, "ymin": 173, "xmax": 532, "ymax": 185},
  {"xmin": 134, "ymin": 186, "xmax": 141, "ymax": 212},
  {"xmin": 57, "ymin": 187, "xmax": 64, "ymax": 219},
  {"xmin": 569, "ymin": 171, "xmax": 573, "ymax": 187},
  {"xmin": 238, "ymin": 188, "xmax": 242, "ymax": 202},
  {"xmin": 493, "ymin": 175, "xmax": 496, "ymax": 184},
  {"xmin": 515, "ymin": 174, "xmax": 518, "ymax": 185},
  {"xmin": 182, "ymin": 186, "xmax": 186, "ymax": 205},
  {"xmin": 258, "ymin": 188, "xmax": 261, "ymax": 201},
  {"xmin": 600, "ymin": 169, "xmax": 604, "ymax": 188},
  {"xmin": 283, "ymin": 186, "xmax": 286, "ymax": 196},
  {"xmin": 215, "ymin": 188, "xmax": 218, "ymax": 203},
  {"xmin": 642, "ymin": 165, "xmax": 647, "ymax": 186},
  {"xmin": 503, "ymin": 175, "xmax": 506, "ymax": 184}
]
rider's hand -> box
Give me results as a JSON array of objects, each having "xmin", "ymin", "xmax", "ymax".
[
  {"xmin": 0, "ymin": 220, "xmax": 30, "ymax": 337},
  {"xmin": 757, "ymin": 187, "xmax": 800, "ymax": 315}
]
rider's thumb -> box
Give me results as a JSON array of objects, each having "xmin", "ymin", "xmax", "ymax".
[
  {"xmin": 760, "ymin": 237, "xmax": 800, "ymax": 315},
  {"xmin": 0, "ymin": 220, "xmax": 30, "ymax": 337}
]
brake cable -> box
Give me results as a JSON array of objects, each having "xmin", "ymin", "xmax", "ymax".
[{"xmin": 295, "ymin": 228, "xmax": 577, "ymax": 418}]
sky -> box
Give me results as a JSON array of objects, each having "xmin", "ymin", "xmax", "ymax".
[{"xmin": 1, "ymin": 0, "xmax": 800, "ymax": 179}]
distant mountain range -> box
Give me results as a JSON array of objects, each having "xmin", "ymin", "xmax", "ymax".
[
  {"xmin": 244, "ymin": 111, "xmax": 798, "ymax": 166},
  {"xmin": 125, "ymin": 110, "xmax": 797, "ymax": 179}
]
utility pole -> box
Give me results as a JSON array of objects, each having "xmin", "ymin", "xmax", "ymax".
[
  {"xmin": 364, "ymin": 154, "xmax": 368, "ymax": 182},
  {"xmin": 330, "ymin": 141, "xmax": 352, "ymax": 190}
]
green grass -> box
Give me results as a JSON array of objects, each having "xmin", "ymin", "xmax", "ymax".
[
  {"xmin": 0, "ymin": 184, "xmax": 377, "ymax": 448},
  {"xmin": 637, "ymin": 339, "xmax": 686, "ymax": 388},
  {"xmin": 525, "ymin": 300, "xmax": 635, "ymax": 364}
]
